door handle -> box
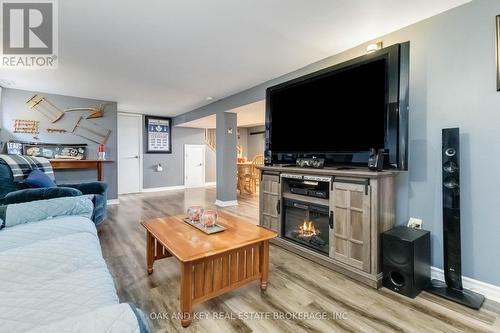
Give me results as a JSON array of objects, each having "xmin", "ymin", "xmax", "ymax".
[
  {"xmin": 329, "ymin": 211, "xmax": 334, "ymax": 229},
  {"xmin": 276, "ymin": 200, "xmax": 280, "ymax": 214},
  {"xmin": 198, "ymin": 163, "xmax": 203, "ymax": 166}
]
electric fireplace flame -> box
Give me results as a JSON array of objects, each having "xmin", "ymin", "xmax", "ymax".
[
  {"xmin": 283, "ymin": 200, "xmax": 328, "ymax": 254},
  {"xmin": 298, "ymin": 220, "xmax": 320, "ymax": 237}
]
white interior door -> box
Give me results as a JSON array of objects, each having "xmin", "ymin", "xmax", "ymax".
[
  {"xmin": 118, "ymin": 113, "xmax": 142, "ymax": 194},
  {"xmin": 185, "ymin": 144, "xmax": 205, "ymax": 188}
]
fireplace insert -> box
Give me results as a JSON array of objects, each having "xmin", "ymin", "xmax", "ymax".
[{"xmin": 282, "ymin": 198, "xmax": 330, "ymax": 255}]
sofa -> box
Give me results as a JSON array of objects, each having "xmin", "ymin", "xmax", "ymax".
[
  {"xmin": 0, "ymin": 157, "xmax": 108, "ymax": 225},
  {"xmin": 0, "ymin": 196, "xmax": 149, "ymax": 332}
]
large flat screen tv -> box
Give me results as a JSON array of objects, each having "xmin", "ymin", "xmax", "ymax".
[{"xmin": 265, "ymin": 42, "xmax": 409, "ymax": 170}]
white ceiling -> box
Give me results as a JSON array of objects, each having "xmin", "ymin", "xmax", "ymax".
[
  {"xmin": 0, "ymin": 0, "xmax": 469, "ymax": 116},
  {"xmin": 177, "ymin": 100, "xmax": 265, "ymax": 129}
]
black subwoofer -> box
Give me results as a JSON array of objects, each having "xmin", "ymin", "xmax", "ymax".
[
  {"xmin": 426, "ymin": 128, "xmax": 485, "ymax": 309},
  {"xmin": 382, "ymin": 226, "xmax": 430, "ymax": 298}
]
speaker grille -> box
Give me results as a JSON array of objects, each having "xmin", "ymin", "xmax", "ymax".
[
  {"xmin": 383, "ymin": 239, "xmax": 410, "ymax": 267},
  {"xmin": 390, "ymin": 271, "xmax": 406, "ymax": 287},
  {"xmin": 442, "ymin": 128, "xmax": 463, "ymax": 290}
]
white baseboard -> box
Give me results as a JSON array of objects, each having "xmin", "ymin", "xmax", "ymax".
[
  {"xmin": 431, "ymin": 266, "xmax": 500, "ymax": 303},
  {"xmin": 107, "ymin": 199, "xmax": 120, "ymax": 205},
  {"xmin": 142, "ymin": 183, "xmax": 216, "ymax": 192},
  {"xmin": 215, "ymin": 200, "xmax": 238, "ymax": 207},
  {"xmin": 141, "ymin": 185, "xmax": 185, "ymax": 193}
]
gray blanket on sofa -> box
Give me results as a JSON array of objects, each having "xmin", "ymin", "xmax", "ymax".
[{"xmin": 0, "ymin": 154, "xmax": 55, "ymax": 182}]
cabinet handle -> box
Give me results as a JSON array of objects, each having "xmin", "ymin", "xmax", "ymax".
[
  {"xmin": 276, "ymin": 200, "xmax": 280, "ymax": 214},
  {"xmin": 329, "ymin": 211, "xmax": 334, "ymax": 229},
  {"xmin": 292, "ymin": 202, "xmax": 309, "ymax": 210}
]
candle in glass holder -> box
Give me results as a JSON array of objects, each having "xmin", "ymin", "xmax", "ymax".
[
  {"xmin": 187, "ymin": 206, "xmax": 204, "ymax": 222},
  {"xmin": 201, "ymin": 210, "xmax": 217, "ymax": 228}
]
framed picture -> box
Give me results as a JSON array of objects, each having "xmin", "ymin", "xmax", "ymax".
[
  {"xmin": 497, "ymin": 15, "xmax": 500, "ymax": 91},
  {"xmin": 145, "ymin": 116, "xmax": 172, "ymax": 153},
  {"xmin": 23, "ymin": 143, "xmax": 87, "ymax": 159},
  {"xmin": 6, "ymin": 141, "xmax": 23, "ymax": 155}
]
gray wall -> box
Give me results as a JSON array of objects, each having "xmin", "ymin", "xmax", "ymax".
[
  {"xmin": 247, "ymin": 125, "xmax": 265, "ymax": 160},
  {"xmin": 173, "ymin": 0, "xmax": 500, "ymax": 286},
  {"xmin": 142, "ymin": 124, "xmax": 216, "ymax": 188},
  {"xmin": 0, "ymin": 88, "xmax": 118, "ymax": 199}
]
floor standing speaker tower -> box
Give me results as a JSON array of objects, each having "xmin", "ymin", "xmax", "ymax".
[{"xmin": 426, "ymin": 128, "xmax": 485, "ymax": 309}]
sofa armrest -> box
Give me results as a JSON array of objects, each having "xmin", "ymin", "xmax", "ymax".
[
  {"xmin": 61, "ymin": 182, "xmax": 108, "ymax": 195},
  {"xmin": 2, "ymin": 187, "xmax": 83, "ymax": 205},
  {"xmin": 0, "ymin": 196, "xmax": 93, "ymax": 230}
]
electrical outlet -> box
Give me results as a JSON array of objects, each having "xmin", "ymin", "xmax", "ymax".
[{"xmin": 407, "ymin": 217, "xmax": 422, "ymax": 229}]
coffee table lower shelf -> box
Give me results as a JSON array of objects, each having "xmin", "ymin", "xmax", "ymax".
[{"xmin": 146, "ymin": 231, "xmax": 270, "ymax": 327}]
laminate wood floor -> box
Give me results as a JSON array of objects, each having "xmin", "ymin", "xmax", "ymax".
[{"xmin": 99, "ymin": 187, "xmax": 500, "ymax": 333}]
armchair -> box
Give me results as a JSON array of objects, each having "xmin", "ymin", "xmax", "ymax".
[{"xmin": 0, "ymin": 159, "xmax": 108, "ymax": 225}]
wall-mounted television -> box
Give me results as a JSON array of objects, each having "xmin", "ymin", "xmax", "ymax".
[{"xmin": 265, "ymin": 42, "xmax": 409, "ymax": 170}]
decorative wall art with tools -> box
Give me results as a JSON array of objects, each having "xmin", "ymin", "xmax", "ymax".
[
  {"xmin": 24, "ymin": 94, "xmax": 112, "ymax": 144},
  {"xmin": 26, "ymin": 94, "xmax": 109, "ymax": 122},
  {"xmin": 26, "ymin": 95, "xmax": 65, "ymax": 123},
  {"xmin": 13, "ymin": 120, "xmax": 39, "ymax": 134},
  {"xmin": 64, "ymin": 103, "xmax": 109, "ymax": 119},
  {"xmin": 71, "ymin": 116, "xmax": 111, "ymax": 144}
]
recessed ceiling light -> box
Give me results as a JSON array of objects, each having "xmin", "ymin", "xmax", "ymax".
[
  {"xmin": 0, "ymin": 79, "xmax": 16, "ymax": 86},
  {"xmin": 206, "ymin": 96, "xmax": 214, "ymax": 101}
]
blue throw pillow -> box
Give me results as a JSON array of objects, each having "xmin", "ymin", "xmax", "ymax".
[{"xmin": 24, "ymin": 169, "xmax": 57, "ymax": 188}]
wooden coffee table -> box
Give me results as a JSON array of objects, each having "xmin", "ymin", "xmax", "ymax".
[{"xmin": 141, "ymin": 211, "xmax": 277, "ymax": 327}]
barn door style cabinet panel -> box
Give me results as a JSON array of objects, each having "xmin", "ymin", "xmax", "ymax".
[
  {"xmin": 330, "ymin": 180, "xmax": 372, "ymax": 272},
  {"xmin": 259, "ymin": 172, "xmax": 281, "ymax": 233},
  {"xmin": 258, "ymin": 166, "xmax": 396, "ymax": 288}
]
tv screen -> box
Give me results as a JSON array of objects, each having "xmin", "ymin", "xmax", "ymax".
[
  {"xmin": 266, "ymin": 42, "xmax": 409, "ymax": 169},
  {"xmin": 269, "ymin": 58, "xmax": 387, "ymax": 153}
]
